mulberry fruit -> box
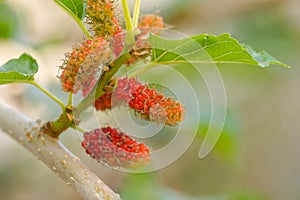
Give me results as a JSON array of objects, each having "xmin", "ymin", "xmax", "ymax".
[
  {"xmin": 138, "ymin": 14, "xmax": 165, "ymax": 35},
  {"xmin": 59, "ymin": 37, "xmax": 113, "ymax": 95},
  {"xmin": 86, "ymin": 0, "xmax": 122, "ymax": 38},
  {"xmin": 114, "ymin": 77, "xmax": 142, "ymax": 102},
  {"xmin": 128, "ymin": 84, "xmax": 184, "ymax": 126},
  {"xmin": 94, "ymin": 92, "xmax": 113, "ymax": 111},
  {"xmin": 82, "ymin": 127, "xmax": 150, "ymax": 168},
  {"xmin": 94, "ymin": 77, "xmax": 142, "ymax": 111},
  {"xmin": 94, "ymin": 77, "xmax": 185, "ymax": 125}
]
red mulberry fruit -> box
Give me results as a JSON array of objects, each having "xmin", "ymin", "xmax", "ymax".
[
  {"xmin": 128, "ymin": 84, "xmax": 184, "ymax": 126},
  {"xmin": 94, "ymin": 92, "xmax": 113, "ymax": 111},
  {"xmin": 94, "ymin": 77, "xmax": 185, "ymax": 125},
  {"xmin": 114, "ymin": 77, "xmax": 142, "ymax": 102},
  {"xmin": 82, "ymin": 127, "xmax": 150, "ymax": 168},
  {"xmin": 94, "ymin": 77, "xmax": 142, "ymax": 111}
]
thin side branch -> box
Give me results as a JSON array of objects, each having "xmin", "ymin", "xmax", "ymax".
[{"xmin": 0, "ymin": 101, "xmax": 121, "ymax": 200}]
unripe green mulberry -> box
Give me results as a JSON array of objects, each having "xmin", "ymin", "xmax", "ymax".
[{"xmin": 86, "ymin": 0, "xmax": 122, "ymax": 37}]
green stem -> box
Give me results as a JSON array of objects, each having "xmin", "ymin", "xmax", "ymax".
[
  {"xmin": 68, "ymin": 92, "xmax": 73, "ymax": 105},
  {"xmin": 71, "ymin": 125, "xmax": 86, "ymax": 133},
  {"xmin": 75, "ymin": 53, "xmax": 131, "ymax": 114},
  {"xmin": 133, "ymin": 0, "xmax": 141, "ymax": 28},
  {"xmin": 76, "ymin": 19, "xmax": 91, "ymax": 38},
  {"xmin": 121, "ymin": 0, "xmax": 133, "ymax": 31},
  {"xmin": 27, "ymin": 81, "xmax": 65, "ymax": 110},
  {"xmin": 41, "ymin": 107, "xmax": 74, "ymax": 138},
  {"xmin": 121, "ymin": 0, "xmax": 135, "ymax": 46}
]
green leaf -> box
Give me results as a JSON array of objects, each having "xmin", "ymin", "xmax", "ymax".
[
  {"xmin": 53, "ymin": 0, "xmax": 85, "ymax": 20},
  {"xmin": 149, "ymin": 33, "xmax": 291, "ymax": 68},
  {"xmin": 0, "ymin": 53, "xmax": 38, "ymax": 84},
  {"xmin": 242, "ymin": 44, "xmax": 290, "ymax": 68}
]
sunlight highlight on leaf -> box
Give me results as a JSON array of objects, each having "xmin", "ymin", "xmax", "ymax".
[{"xmin": 242, "ymin": 44, "xmax": 291, "ymax": 68}]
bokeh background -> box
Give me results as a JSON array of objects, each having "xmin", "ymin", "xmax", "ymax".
[{"xmin": 0, "ymin": 0, "xmax": 300, "ymax": 199}]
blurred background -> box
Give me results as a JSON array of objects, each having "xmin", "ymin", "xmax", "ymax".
[{"xmin": 0, "ymin": 0, "xmax": 300, "ymax": 199}]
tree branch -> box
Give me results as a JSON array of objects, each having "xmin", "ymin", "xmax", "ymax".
[{"xmin": 0, "ymin": 101, "xmax": 121, "ymax": 200}]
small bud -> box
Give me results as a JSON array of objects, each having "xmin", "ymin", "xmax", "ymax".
[
  {"xmin": 124, "ymin": 14, "xmax": 165, "ymax": 65},
  {"xmin": 138, "ymin": 14, "xmax": 165, "ymax": 35}
]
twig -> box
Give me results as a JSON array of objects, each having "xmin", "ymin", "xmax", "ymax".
[{"xmin": 0, "ymin": 101, "xmax": 121, "ymax": 200}]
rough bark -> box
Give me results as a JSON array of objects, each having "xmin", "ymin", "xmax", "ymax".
[{"xmin": 0, "ymin": 101, "xmax": 121, "ymax": 200}]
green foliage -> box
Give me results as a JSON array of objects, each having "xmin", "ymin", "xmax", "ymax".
[
  {"xmin": 149, "ymin": 33, "xmax": 290, "ymax": 68},
  {"xmin": 229, "ymin": 190, "xmax": 269, "ymax": 200},
  {"xmin": 53, "ymin": 0, "xmax": 85, "ymax": 20},
  {"xmin": 0, "ymin": 3, "xmax": 19, "ymax": 38},
  {"xmin": 121, "ymin": 174, "xmax": 161, "ymax": 200},
  {"xmin": 0, "ymin": 53, "xmax": 38, "ymax": 84}
]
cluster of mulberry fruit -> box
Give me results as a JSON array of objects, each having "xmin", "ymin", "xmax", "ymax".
[
  {"xmin": 59, "ymin": 0, "xmax": 124, "ymax": 95},
  {"xmin": 57, "ymin": 0, "xmax": 181, "ymax": 169},
  {"xmin": 59, "ymin": 11, "xmax": 166, "ymax": 95}
]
